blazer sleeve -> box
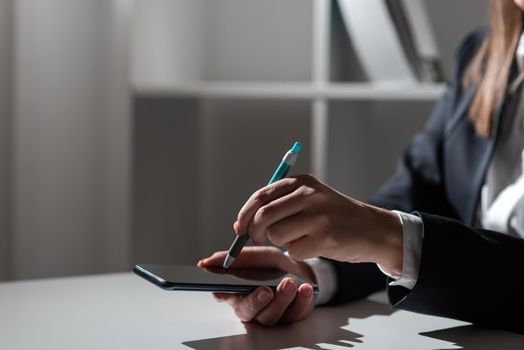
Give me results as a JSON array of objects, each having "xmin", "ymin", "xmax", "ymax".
[
  {"xmin": 324, "ymin": 29, "xmax": 488, "ymax": 306},
  {"xmin": 389, "ymin": 212, "xmax": 524, "ymax": 334}
]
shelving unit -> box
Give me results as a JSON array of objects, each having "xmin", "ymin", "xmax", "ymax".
[
  {"xmin": 131, "ymin": 0, "xmax": 448, "ymax": 182},
  {"xmin": 131, "ymin": 0, "xmax": 485, "ymax": 265},
  {"xmin": 135, "ymin": 81, "xmax": 445, "ymax": 101}
]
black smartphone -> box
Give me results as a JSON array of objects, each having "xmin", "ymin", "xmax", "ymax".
[{"xmin": 133, "ymin": 264, "xmax": 319, "ymax": 294}]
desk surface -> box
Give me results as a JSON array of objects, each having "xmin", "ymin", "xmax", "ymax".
[{"xmin": 1, "ymin": 272, "xmax": 523, "ymax": 350}]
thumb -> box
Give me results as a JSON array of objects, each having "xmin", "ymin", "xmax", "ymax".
[
  {"xmin": 226, "ymin": 246, "xmax": 286, "ymax": 269},
  {"xmin": 198, "ymin": 251, "xmax": 228, "ymax": 267}
]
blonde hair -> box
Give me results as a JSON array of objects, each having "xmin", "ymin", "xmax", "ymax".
[{"xmin": 464, "ymin": 0, "xmax": 522, "ymax": 137}]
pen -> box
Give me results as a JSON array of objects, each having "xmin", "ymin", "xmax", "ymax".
[{"xmin": 223, "ymin": 141, "xmax": 302, "ymax": 269}]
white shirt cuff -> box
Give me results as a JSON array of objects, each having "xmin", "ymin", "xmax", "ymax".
[
  {"xmin": 304, "ymin": 257, "xmax": 337, "ymax": 305},
  {"xmin": 377, "ymin": 210, "xmax": 424, "ymax": 290}
]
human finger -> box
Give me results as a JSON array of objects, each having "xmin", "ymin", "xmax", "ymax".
[
  {"xmin": 287, "ymin": 235, "xmax": 320, "ymax": 261},
  {"xmin": 197, "ymin": 251, "xmax": 228, "ymax": 267},
  {"xmin": 265, "ymin": 211, "xmax": 318, "ymax": 247},
  {"xmin": 235, "ymin": 178, "xmax": 302, "ymax": 237},
  {"xmin": 198, "ymin": 246, "xmax": 286, "ymax": 269},
  {"xmin": 228, "ymin": 286, "xmax": 274, "ymax": 322},
  {"xmin": 281, "ymin": 283, "xmax": 316, "ymax": 323},
  {"xmin": 254, "ymin": 278, "xmax": 297, "ymax": 326},
  {"xmin": 212, "ymin": 292, "xmax": 242, "ymax": 304},
  {"xmin": 247, "ymin": 189, "xmax": 307, "ymax": 245}
]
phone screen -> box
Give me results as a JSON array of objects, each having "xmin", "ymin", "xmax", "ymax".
[{"xmin": 134, "ymin": 264, "xmax": 319, "ymax": 294}]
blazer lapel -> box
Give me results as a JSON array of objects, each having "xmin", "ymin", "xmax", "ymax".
[{"xmin": 444, "ymin": 88, "xmax": 503, "ymax": 226}]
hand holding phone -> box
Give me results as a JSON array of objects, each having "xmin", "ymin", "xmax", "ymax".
[{"xmin": 198, "ymin": 246, "xmax": 319, "ymax": 325}]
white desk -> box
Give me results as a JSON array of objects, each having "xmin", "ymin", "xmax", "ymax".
[{"xmin": 1, "ymin": 273, "xmax": 523, "ymax": 349}]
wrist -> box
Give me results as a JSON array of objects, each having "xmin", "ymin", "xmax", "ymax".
[{"xmin": 374, "ymin": 209, "xmax": 404, "ymax": 276}]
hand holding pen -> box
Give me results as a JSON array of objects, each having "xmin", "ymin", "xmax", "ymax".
[
  {"xmin": 224, "ymin": 143, "xmax": 403, "ymax": 275},
  {"xmin": 223, "ymin": 142, "xmax": 302, "ymax": 268}
]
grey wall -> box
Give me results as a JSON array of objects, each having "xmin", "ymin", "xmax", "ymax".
[
  {"xmin": 131, "ymin": 0, "xmax": 205, "ymax": 85},
  {"xmin": 197, "ymin": 101, "xmax": 311, "ymax": 258},
  {"xmin": 203, "ymin": 0, "xmax": 313, "ymax": 81},
  {"xmin": 132, "ymin": 99, "xmax": 311, "ymax": 264},
  {"xmin": 133, "ymin": 98, "xmax": 200, "ymax": 265},
  {"xmin": 0, "ymin": 0, "xmax": 13, "ymax": 281},
  {"xmin": 426, "ymin": 0, "xmax": 488, "ymax": 79},
  {"xmin": 10, "ymin": 0, "xmax": 132, "ymax": 279},
  {"xmin": 131, "ymin": 0, "xmax": 313, "ymax": 85}
]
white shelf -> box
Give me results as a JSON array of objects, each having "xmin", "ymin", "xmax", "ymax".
[
  {"xmin": 321, "ymin": 82, "xmax": 445, "ymax": 100},
  {"xmin": 134, "ymin": 81, "xmax": 446, "ymax": 101}
]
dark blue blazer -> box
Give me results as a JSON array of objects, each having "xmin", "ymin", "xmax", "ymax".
[{"xmin": 328, "ymin": 29, "xmax": 524, "ymax": 334}]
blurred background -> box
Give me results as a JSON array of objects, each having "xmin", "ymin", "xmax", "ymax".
[{"xmin": 0, "ymin": 0, "xmax": 487, "ymax": 281}]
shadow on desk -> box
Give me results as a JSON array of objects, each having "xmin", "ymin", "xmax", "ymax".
[
  {"xmin": 183, "ymin": 296, "xmax": 524, "ymax": 350},
  {"xmin": 422, "ymin": 325, "xmax": 524, "ymax": 350},
  {"xmin": 183, "ymin": 300, "xmax": 395, "ymax": 349}
]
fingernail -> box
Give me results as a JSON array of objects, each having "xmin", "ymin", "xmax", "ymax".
[
  {"xmin": 233, "ymin": 221, "xmax": 240, "ymax": 234},
  {"xmin": 300, "ymin": 284, "xmax": 313, "ymax": 297},
  {"xmin": 257, "ymin": 290, "xmax": 272, "ymax": 303},
  {"xmin": 283, "ymin": 279, "xmax": 296, "ymax": 294}
]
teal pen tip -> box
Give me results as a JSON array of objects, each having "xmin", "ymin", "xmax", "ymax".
[{"xmin": 291, "ymin": 141, "xmax": 302, "ymax": 154}]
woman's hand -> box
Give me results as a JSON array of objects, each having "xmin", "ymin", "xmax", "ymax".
[
  {"xmin": 198, "ymin": 246, "xmax": 316, "ymax": 326},
  {"xmin": 235, "ymin": 174, "xmax": 403, "ymax": 275}
]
